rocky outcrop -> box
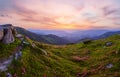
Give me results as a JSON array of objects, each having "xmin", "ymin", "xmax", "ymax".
[
  {"xmin": 0, "ymin": 24, "xmax": 16, "ymax": 44},
  {"xmin": 0, "ymin": 29, "xmax": 4, "ymax": 40},
  {"xmin": 0, "ymin": 56, "xmax": 13, "ymax": 72}
]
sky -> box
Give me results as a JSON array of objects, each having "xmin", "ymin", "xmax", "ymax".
[{"xmin": 0, "ymin": 0, "xmax": 120, "ymax": 30}]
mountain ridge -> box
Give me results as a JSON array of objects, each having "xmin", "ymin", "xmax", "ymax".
[{"xmin": 15, "ymin": 27, "xmax": 70, "ymax": 45}]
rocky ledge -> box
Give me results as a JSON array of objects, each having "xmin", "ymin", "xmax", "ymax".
[{"xmin": 0, "ymin": 24, "xmax": 17, "ymax": 44}]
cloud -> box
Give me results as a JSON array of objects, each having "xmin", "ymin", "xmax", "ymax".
[
  {"xmin": 0, "ymin": 0, "xmax": 38, "ymax": 18},
  {"xmin": 13, "ymin": 6, "xmax": 38, "ymax": 18},
  {"xmin": 21, "ymin": 16, "xmax": 58, "ymax": 25},
  {"xmin": 0, "ymin": 14, "xmax": 12, "ymax": 18},
  {"xmin": 114, "ymin": 22, "xmax": 120, "ymax": 25},
  {"xmin": 82, "ymin": 13, "xmax": 100, "ymax": 24},
  {"xmin": 102, "ymin": 5, "xmax": 120, "ymax": 16}
]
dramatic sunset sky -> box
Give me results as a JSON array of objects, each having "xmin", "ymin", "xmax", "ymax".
[{"xmin": 0, "ymin": 0, "xmax": 120, "ymax": 30}]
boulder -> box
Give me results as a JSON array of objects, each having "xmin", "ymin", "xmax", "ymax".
[
  {"xmin": 15, "ymin": 34, "xmax": 23, "ymax": 38},
  {"xmin": 105, "ymin": 42, "xmax": 113, "ymax": 46},
  {"xmin": 106, "ymin": 63, "xmax": 113, "ymax": 69},
  {"xmin": 0, "ymin": 24, "xmax": 16, "ymax": 44},
  {"xmin": 2, "ymin": 27, "xmax": 15, "ymax": 44},
  {"xmin": 7, "ymin": 73, "xmax": 12, "ymax": 77},
  {"xmin": 0, "ymin": 29, "xmax": 4, "ymax": 40}
]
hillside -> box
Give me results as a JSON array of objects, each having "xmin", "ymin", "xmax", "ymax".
[
  {"xmin": 15, "ymin": 27, "xmax": 70, "ymax": 45},
  {"xmin": 97, "ymin": 31, "xmax": 120, "ymax": 39},
  {"xmin": 30, "ymin": 29, "xmax": 109, "ymax": 43},
  {"xmin": 0, "ymin": 34, "xmax": 120, "ymax": 77}
]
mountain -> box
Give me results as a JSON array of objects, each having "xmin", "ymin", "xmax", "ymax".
[
  {"xmin": 61, "ymin": 30, "xmax": 110, "ymax": 43},
  {"xmin": 29, "ymin": 29, "xmax": 69, "ymax": 37},
  {"xmin": 15, "ymin": 27, "xmax": 70, "ymax": 45},
  {"xmin": 96, "ymin": 31, "xmax": 120, "ymax": 39},
  {"xmin": 29, "ymin": 29, "xmax": 109, "ymax": 43},
  {"xmin": 0, "ymin": 32, "xmax": 120, "ymax": 76},
  {"xmin": 76, "ymin": 30, "xmax": 120, "ymax": 43}
]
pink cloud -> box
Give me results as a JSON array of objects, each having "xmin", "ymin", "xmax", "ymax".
[{"xmin": 102, "ymin": 5, "xmax": 120, "ymax": 16}]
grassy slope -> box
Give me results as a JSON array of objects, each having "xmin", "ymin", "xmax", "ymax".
[
  {"xmin": 0, "ymin": 35, "xmax": 120, "ymax": 77},
  {"xmin": 0, "ymin": 38, "xmax": 21, "ymax": 60}
]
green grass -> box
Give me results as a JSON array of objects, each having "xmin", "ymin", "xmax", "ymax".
[
  {"xmin": 0, "ymin": 38, "xmax": 21, "ymax": 60},
  {"xmin": 0, "ymin": 35, "xmax": 120, "ymax": 77}
]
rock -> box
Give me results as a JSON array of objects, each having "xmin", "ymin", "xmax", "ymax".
[
  {"xmin": 15, "ymin": 53, "xmax": 19, "ymax": 60},
  {"xmin": 15, "ymin": 51, "xmax": 22, "ymax": 60},
  {"xmin": 0, "ymin": 56, "xmax": 13, "ymax": 72},
  {"xmin": 40, "ymin": 49, "xmax": 47, "ymax": 55},
  {"xmin": 7, "ymin": 73, "xmax": 12, "ymax": 77},
  {"xmin": 0, "ymin": 29, "xmax": 4, "ymax": 40},
  {"xmin": 15, "ymin": 34, "xmax": 24, "ymax": 42},
  {"xmin": 15, "ymin": 34, "xmax": 23, "ymax": 38},
  {"xmin": 18, "ymin": 51, "xmax": 22, "ymax": 57},
  {"xmin": 106, "ymin": 63, "xmax": 113, "ymax": 69},
  {"xmin": 32, "ymin": 43, "xmax": 36, "ymax": 47},
  {"xmin": 105, "ymin": 42, "xmax": 113, "ymax": 46},
  {"xmin": 0, "ymin": 65, "xmax": 8, "ymax": 72},
  {"xmin": 2, "ymin": 27, "xmax": 15, "ymax": 44},
  {"xmin": 0, "ymin": 24, "xmax": 16, "ymax": 44},
  {"xmin": 23, "ymin": 41, "xmax": 30, "ymax": 45}
]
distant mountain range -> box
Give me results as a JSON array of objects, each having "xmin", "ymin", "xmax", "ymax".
[
  {"xmin": 95, "ymin": 31, "xmax": 120, "ymax": 39},
  {"xmin": 29, "ymin": 29, "xmax": 111, "ymax": 43},
  {"xmin": 15, "ymin": 27, "xmax": 70, "ymax": 45},
  {"xmin": 16, "ymin": 27, "xmax": 120, "ymax": 44}
]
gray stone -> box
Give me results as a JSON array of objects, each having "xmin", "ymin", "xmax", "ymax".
[
  {"xmin": 7, "ymin": 73, "xmax": 12, "ymax": 77},
  {"xmin": 40, "ymin": 49, "xmax": 47, "ymax": 55},
  {"xmin": 23, "ymin": 41, "xmax": 30, "ymax": 45},
  {"xmin": 32, "ymin": 43, "xmax": 36, "ymax": 47},
  {"xmin": 15, "ymin": 34, "xmax": 23, "ymax": 38},
  {"xmin": 106, "ymin": 63, "xmax": 113, "ymax": 68},
  {"xmin": 2, "ymin": 28, "xmax": 15, "ymax": 44},
  {"xmin": 15, "ymin": 53, "xmax": 19, "ymax": 60},
  {"xmin": 106, "ymin": 42, "xmax": 112, "ymax": 46},
  {"xmin": 18, "ymin": 51, "xmax": 22, "ymax": 57},
  {"xmin": 0, "ymin": 24, "xmax": 16, "ymax": 44},
  {"xmin": 15, "ymin": 51, "xmax": 22, "ymax": 60},
  {"xmin": 0, "ymin": 56, "xmax": 13, "ymax": 72},
  {"xmin": 0, "ymin": 29, "xmax": 3, "ymax": 40}
]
